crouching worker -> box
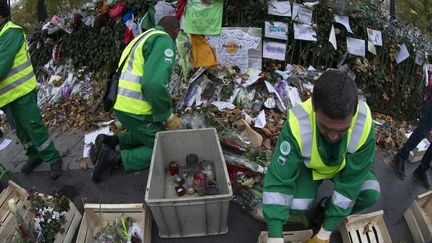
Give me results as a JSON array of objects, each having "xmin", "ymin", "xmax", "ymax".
[{"xmin": 263, "ymin": 70, "xmax": 380, "ymax": 243}]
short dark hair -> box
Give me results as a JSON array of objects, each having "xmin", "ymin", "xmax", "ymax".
[
  {"xmin": 158, "ymin": 16, "xmax": 179, "ymax": 34},
  {"xmin": 0, "ymin": 0, "xmax": 10, "ymax": 18},
  {"xmin": 312, "ymin": 69, "xmax": 358, "ymax": 119}
]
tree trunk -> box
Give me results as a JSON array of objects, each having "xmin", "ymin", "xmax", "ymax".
[
  {"xmin": 390, "ymin": 0, "xmax": 396, "ymax": 20},
  {"xmin": 37, "ymin": 0, "xmax": 47, "ymax": 22}
]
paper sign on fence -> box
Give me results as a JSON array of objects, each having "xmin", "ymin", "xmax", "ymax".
[
  {"xmin": 292, "ymin": 3, "xmax": 312, "ymax": 25},
  {"xmin": 263, "ymin": 41, "xmax": 286, "ymax": 61},
  {"xmin": 334, "ymin": 15, "xmax": 353, "ymax": 33},
  {"xmin": 396, "ymin": 43, "xmax": 410, "ymax": 64},
  {"xmin": 294, "ymin": 23, "xmax": 317, "ymax": 41},
  {"xmin": 329, "ymin": 24, "xmax": 337, "ymax": 50},
  {"xmin": 268, "ymin": 0, "xmax": 291, "ymax": 17},
  {"xmin": 346, "ymin": 37, "xmax": 365, "ymax": 57},
  {"xmin": 367, "ymin": 28, "xmax": 382, "ymax": 46},
  {"xmin": 415, "ymin": 51, "xmax": 425, "ymax": 66},
  {"xmin": 368, "ymin": 41, "xmax": 377, "ymax": 55},
  {"xmin": 265, "ymin": 21, "xmax": 288, "ymax": 40}
]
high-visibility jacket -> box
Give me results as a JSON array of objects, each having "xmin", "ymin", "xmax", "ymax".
[
  {"xmin": 113, "ymin": 29, "xmax": 169, "ymax": 115},
  {"xmin": 289, "ymin": 99, "xmax": 372, "ymax": 180},
  {"xmin": 0, "ymin": 22, "xmax": 36, "ymax": 107}
]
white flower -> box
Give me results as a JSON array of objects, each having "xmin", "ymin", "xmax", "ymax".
[{"xmin": 8, "ymin": 198, "xmax": 17, "ymax": 215}]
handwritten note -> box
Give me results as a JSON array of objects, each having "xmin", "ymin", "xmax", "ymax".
[
  {"xmin": 292, "ymin": 3, "xmax": 312, "ymax": 25},
  {"xmin": 294, "ymin": 23, "xmax": 317, "ymax": 41},
  {"xmin": 346, "ymin": 37, "xmax": 365, "ymax": 57},
  {"xmin": 263, "ymin": 41, "xmax": 286, "ymax": 61},
  {"xmin": 334, "ymin": 15, "xmax": 353, "ymax": 33},
  {"xmin": 265, "ymin": 21, "xmax": 288, "ymax": 40},
  {"xmin": 268, "ymin": 0, "xmax": 291, "ymax": 17}
]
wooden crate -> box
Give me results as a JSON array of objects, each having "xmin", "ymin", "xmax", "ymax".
[
  {"xmin": 339, "ymin": 210, "xmax": 392, "ymax": 243},
  {"xmin": 257, "ymin": 230, "xmax": 313, "ymax": 243},
  {"xmin": 0, "ymin": 180, "xmax": 82, "ymax": 243},
  {"xmin": 77, "ymin": 203, "xmax": 152, "ymax": 243},
  {"xmin": 404, "ymin": 191, "xmax": 432, "ymax": 243}
]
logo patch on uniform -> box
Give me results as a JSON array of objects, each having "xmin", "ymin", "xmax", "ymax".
[
  {"xmin": 277, "ymin": 156, "xmax": 286, "ymax": 166},
  {"xmin": 165, "ymin": 57, "xmax": 172, "ymax": 63},
  {"xmin": 164, "ymin": 49, "xmax": 174, "ymax": 57},
  {"xmin": 280, "ymin": 141, "xmax": 291, "ymax": 156}
]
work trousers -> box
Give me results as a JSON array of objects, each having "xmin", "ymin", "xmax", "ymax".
[
  {"xmin": 289, "ymin": 165, "xmax": 380, "ymax": 214},
  {"xmin": 9, "ymin": 90, "xmax": 61, "ymax": 165},
  {"xmin": 115, "ymin": 111, "xmax": 164, "ymax": 172},
  {"xmin": 396, "ymin": 97, "xmax": 432, "ymax": 172}
]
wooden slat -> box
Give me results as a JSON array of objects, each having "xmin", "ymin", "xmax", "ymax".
[
  {"xmin": 257, "ymin": 230, "xmax": 313, "ymax": 243},
  {"xmin": 143, "ymin": 206, "xmax": 152, "ymax": 243},
  {"xmin": 76, "ymin": 214, "xmax": 89, "ymax": 243},
  {"xmin": 411, "ymin": 201, "xmax": 432, "ymax": 241},
  {"xmin": 54, "ymin": 201, "xmax": 82, "ymax": 243},
  {"xmin": 405, "ymin": 207, "xmax": 426, "ymax": 243}
]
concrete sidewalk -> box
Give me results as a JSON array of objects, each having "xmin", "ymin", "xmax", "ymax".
[{"xmin": 0, "ymin": 128, "xmax": 429, "ymax": 242}]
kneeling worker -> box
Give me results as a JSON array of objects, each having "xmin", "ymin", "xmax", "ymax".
[{"xmin": 90, "ymin": 16, "xmax": 182, "ymax": 182}]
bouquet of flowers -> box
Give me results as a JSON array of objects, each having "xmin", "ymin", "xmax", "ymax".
[
  {"xmin": 94, "ymin": 214, "xmax": 143, "ymax": 243},
  {"xmin": 8, "ymin": 187, "xmax": 70, "ymax": 243}
]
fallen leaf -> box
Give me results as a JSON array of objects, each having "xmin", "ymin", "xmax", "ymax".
[
  {"xmin": 262, "ymin": 138, "xmax": 272, "ymax": 150},
  {"xmin": 383, "ymin": 158, "xmax": 391, "ymax": 165},
  {"xmin": 62, "ymin": 149, "xmax": 71, "ymax": 158},
  {"xmin": 79, "ymin": 161, "xmax": 89, "ymax": 171}
]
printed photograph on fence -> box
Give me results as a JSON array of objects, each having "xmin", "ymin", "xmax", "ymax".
[
  {"xmin": 206, "ymin": 27, "xmax": 262, "ymax": 72},
  {"xmin": 367, "ymin": 28, "xmax": 383, "ymax": 46},
  {"xmin": 334, "ymin": 15, "xmax": 353, "ymax": 33},
  {"xmin": 268, "ymin": 0, "xmax": 291, "ymax": 17},
  {"xmin": 294, "ymin": 23, "xmax": 317, "ymax": 41},
  {"xmin": 396, "ymin": 43, "xmax": 410, "ymax": 64},
  {"xmin": 346, "ymin": 37, "xmax": 365, "ymax": 57},
  {"xmin": 264, "ymin": 21, "xmax": 288, "ymax": 40},
  {"xmin": 263, "ymin": 41, "xmax": 286, "ymax": 61},
  {"xmin": 292, "ymin": 3, "xmax": 312, "ymax": 25}
]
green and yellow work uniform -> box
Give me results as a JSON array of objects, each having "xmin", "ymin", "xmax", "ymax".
[
  {"xmin": 263, "ymin": 99, "xmax": 380, "ymax": 238},
  {"xmin": 113, "ymin": 26, "xmax": 176, "ymax": 172},
  {"xmin": 0, "ymin": 20, "xmax": 61, "ymax": 165}
]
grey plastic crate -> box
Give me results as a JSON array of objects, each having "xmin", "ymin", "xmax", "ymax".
[{"xmin": 145, "ymin": 128, "xmax": 233, "ymax": 238}]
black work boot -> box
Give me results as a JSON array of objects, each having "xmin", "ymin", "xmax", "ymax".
[
  {"xmin": 310, "ymin": 197, "xmax": 327, "ymax": 234},
  {"xmin": 392, "ymin": 155, "xmax": 405, "ymax": 180},
  {"xmin": 413, "ymin": 167, "xmax": 430, "ymax": 189},
  {"xmin": 50, "ymin": 160, "xmax": 63, "ymax": 180},
  {"xmin": 90, "ymin": 134, "xmax": 119, "ymax": 165},
  {"xmin": 21, "ymin": 158, "xmax": 43, "ymax": 174},
  {"xmin": 92, "ymin": 144, "xmax": 121, "ymax": 183}
]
